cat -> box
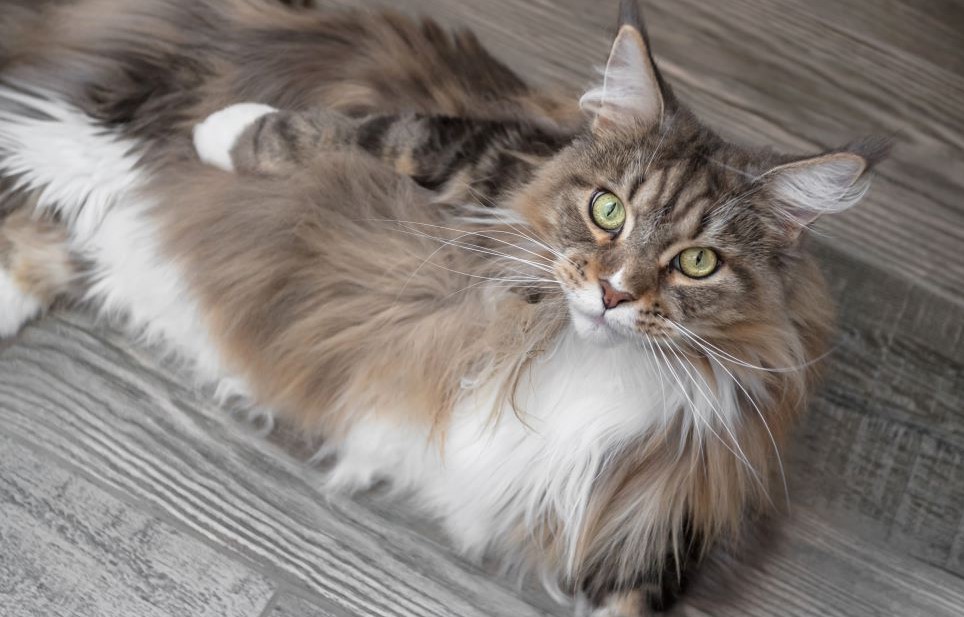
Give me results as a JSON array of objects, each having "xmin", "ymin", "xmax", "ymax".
[{"xmin": 0, "ymin": 0, "xmax": 887, "ymax": 614}]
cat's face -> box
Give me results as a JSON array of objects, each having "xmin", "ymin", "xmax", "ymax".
[
  {"xmin": 517, "ymin": 19, "xmax": 873, "ymax": 347},
  {"xmin": 531, "ymin": 125, "xmax": 784, "ymax": 345}
]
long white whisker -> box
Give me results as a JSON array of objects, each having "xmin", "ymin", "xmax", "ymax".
[
  {"xmin": 642, "ymin": 337, "xmax": 669, "ymax": 426},
  {"xmin": 394, "ymin": 224, "xmax": 557, "ymax": 275},
  {"xmin": 668, "ymin": 319, "xmax": 828, "ymax": 373},
  {"xmin": 651, "ymin": 340, "xmax": 715, "ymax": 455},
  {"xmin": 387, "ymin": 224, "xmax": 556, "ymax": 305},
  {"xmin": 445, "ymin": 189, "xmax": 579, "ymax": 268},
  {"xmin": 439, "ymin": 280, "xmax": 562, "ymax": 302},
  {"xmin": 663, "ymin": 337, "xmax": 770, "ymax": 500},
  {"xmin": 654, "ymin": 338, "xmax": 769, "ymax": 494},
  {"xmin": 379, "ymin": 217, "xmax": 564, "ymax": 270},
  {"xmin": 666, "ymin": 320, "xmax": 790, "ymax": 507},
  {"xmin": 644, "ymin": 112, "xmax": 675, "ymax": 177},
  {"xmin": 392, "ymin": 222, "xmax": 553, "ymax": 267},
  {"xmin": 419, "ymin": 261, "xmax": 556, "ymax": 284}
]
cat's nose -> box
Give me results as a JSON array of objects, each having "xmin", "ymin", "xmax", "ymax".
[{"xmin": 600, "ymin": 279, "xmax": 636, "ymax": 310}]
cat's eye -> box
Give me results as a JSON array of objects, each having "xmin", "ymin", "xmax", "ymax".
[
  {"xmin": 675, "ymin": 247, "xmax": 719, "ymax": 279},
  {"xmin": 590, "ymin": 191, "xmax": 626, "ymax": 231}
]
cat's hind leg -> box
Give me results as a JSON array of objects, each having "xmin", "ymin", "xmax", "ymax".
[{"xmin": 0, "ymin": 206, "xmax": 74, "ymax": 337}]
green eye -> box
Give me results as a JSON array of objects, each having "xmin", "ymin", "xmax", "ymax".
[
  {"xmin": 676, "ymin": 247, "xmax": 720, "ymax": 278},
  {"xmin": 590, "ymin": 191, "xmax": 626, "ymax": 231}
]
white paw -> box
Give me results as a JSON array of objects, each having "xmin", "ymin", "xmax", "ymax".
[
  {"xmin": 0, "ymin": 269, "xmax": 42, "ymax": 338},
  {"xmin": 192, "ymin": 103, "xmax": 276, "ymax": 172},
  {"xmin": 322, "ymin": 459, "xmax": 380, "ymax": 494}
]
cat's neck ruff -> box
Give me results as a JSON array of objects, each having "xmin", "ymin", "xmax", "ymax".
[
  {"xmin": 467, "ymin": 325, "xmax": 741, "ymax": 444},
  {"xmin": 424, "ymin": 325, "xmax": 742, "ymax": 560}
]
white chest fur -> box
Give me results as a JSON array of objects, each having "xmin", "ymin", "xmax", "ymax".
[{"xmin": 332, "ymin": 329, "xmax": 704, "ymax": 570}]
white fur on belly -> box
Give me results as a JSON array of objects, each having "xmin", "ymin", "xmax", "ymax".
[
  {"xmin": 0, "ymin": 86, "xmax": 239, "ymax": 393},
  {"xmin": 193, "ymin": 102, "xmax": 277, "ymax": 172},
  {"xmin": 0, "ymin": 269, "xmax": 42, "ymax": 338}
]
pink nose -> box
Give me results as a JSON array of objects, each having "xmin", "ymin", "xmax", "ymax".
[{"xmin": 600, "ymin": 279, "xmax": 636, "ymax": 310}]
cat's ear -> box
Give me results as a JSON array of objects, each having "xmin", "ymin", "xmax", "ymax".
[
  {"xmin": 580, "ymin": 0, "xmax": 665, "ymax": 132},
  {"xmin": 764, "ymin": 141, "xmax": 889, "ymax": 238}
]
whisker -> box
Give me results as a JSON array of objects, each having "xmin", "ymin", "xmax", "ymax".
[
  {"xmin": 665, "ymin": 319, "xmax": 829, "ymax": 373},
  {"xmin": 374, "ymin": 217, "xmax": 561, "ymax": 268},
  {"xmin": 419, "ymin": 260, "xmax": 556, "ymax": 284},
  {"xmin": 651, "ymin": 340, "xmax": 718, "ymax": 456},
  {"xmin": 663, "ymin": 337, "xmax": 770, "ymax": 500},
  {"xmin": 444, "ymin": 189, "xmax": 578, "ymax": 268},
  {"xmin": 439, "ymin": 280, "xmax": 563, "ymax": 302},
  {"xmin": 702, "ymin": 156, "xmax": 758, "ymax": 180},
  {"xmin": 650, "ymin": 340, "xmax": 713, "ymax": 462},
  {"xmin": 644, "ymin": 111, "xmax": 676, "ymax": 177},
  {"xmin": 643, "ymin": 337, "xmax": 669, "ymax": 426},
  {"xmin": 393, "ymin": 224, "xmax": 557, "ymax": 275},
  {"xmin": 386, "ymin": 224, "xmax": 556, "ymax": 305},
  {"xmin": 665, "ymin": 320, "xmax": 791, "ymax": 507},
  {"xmin": 652, "ymin": 338, "xmax": 769, "ymax": 496}
]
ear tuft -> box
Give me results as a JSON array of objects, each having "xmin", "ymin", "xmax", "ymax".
[
  {"xmin": 765, "ymin": 151, "xmax": 877, "ymax": 237},
  {"xmin": 618, "ymin": 0, "xmax": 644, "ymax": 30}
]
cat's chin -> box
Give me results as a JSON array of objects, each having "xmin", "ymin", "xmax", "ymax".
[{"xmin": 569, "ymin": 309, "xmax": 628, "ymax": 347}]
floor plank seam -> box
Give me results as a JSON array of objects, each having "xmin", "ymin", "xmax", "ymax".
[{"xmin": 255, "ymin": 588, "xmax": 283, "ymax": 617}]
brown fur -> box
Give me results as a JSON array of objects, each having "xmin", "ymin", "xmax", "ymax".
[
  {"xmin": 154, "ymin": 153, "xmax": 566, "ymax": 440},
  {"xmin": 0, "ymin": 1, "xmax": 877, "ymax": 613},
  {"xmin": 0, "ymin": 206, "xmax": 74, "ymax": 305},
  {"xmin": 1, "ymin": 0, "xmax": 581, "ymax": 157}
]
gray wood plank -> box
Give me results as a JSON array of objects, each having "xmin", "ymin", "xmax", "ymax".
[
  {"xmin": 0, "ymin": 314, "xmax": 561, "ymax": 617},
  {"xmin": 0, "ymin": 433, "xmax": 275, "ymax": 617},
  {"xmin": 340, "ymin": 0, "xmax": 964, "ymax": 304},
  {"xmin": 795, "ymin": 243, "xmax": 964, "ymax": 574},
  {"xmin": 267, "ymin": 592, "xmax": 356, "ymax": 617},
  {"xmin": 681, "ymin": 509, "xmax": 964, "ymax": 617}
]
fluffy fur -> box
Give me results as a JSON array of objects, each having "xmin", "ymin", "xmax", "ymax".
[{"xmin": 0, "ymin": 1, "xmax": 887, "ymax": 614}]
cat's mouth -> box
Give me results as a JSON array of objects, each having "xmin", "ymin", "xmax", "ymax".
[
  {"xmin": 569, "ymin": 306, "xmax": 632, "ymax": 344},
  {"xmin": 569, "ymin": 304, "xmax": 677, "ymax": 345}
]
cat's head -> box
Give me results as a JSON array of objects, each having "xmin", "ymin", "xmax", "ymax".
[{"xmin": 517, "ymin": 0, "xmax": 886, "ymax": 353}]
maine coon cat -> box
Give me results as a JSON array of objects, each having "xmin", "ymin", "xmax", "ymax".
[{"xmin": 0, "ymin": 0, "xmax": 886, "ymax": 614}]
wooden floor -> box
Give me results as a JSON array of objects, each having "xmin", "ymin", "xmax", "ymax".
[{"xmin": 2, "ymin": 0, "xmax": 963, "ymax": 615}]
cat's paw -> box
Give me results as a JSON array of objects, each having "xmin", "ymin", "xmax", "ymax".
[
  {"xmin": 576, "ymin": 591, "xmax": 650, "ymax": 617},
  {"xmin": 193, "ymin": 103, "xmax": 276, "ymax": 172},
  {"xmin": 0, "ymin": 269, "xmax": 42, "ymax": 338},
  {"xmin": 322, "ymin": 458, "xmax": 381, "ymax": 494}
]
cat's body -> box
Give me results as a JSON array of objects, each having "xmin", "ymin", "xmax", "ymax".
[{"xmin": 0, "ymin": 1, "xmax": 885, "ymax": 614}]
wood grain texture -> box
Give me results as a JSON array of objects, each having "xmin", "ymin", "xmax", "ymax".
[
  {"xmin": 342, "ymin": 0, "xmax": 964, "ymax": 305},
  {"xmin": 268, "ymin": 592, "xmax": 358, "ymax": 617},
  {"xmin": 799, "ymin": 243, "xmax": 964, "ymax": 574},
  {"xmin": 682, "ymin": 509, "xmax": 964, "ymax": 617},
  {"xmin": 0, "ymin": 433, "xmax": 275, "ymax": 617},
  {"xmin": 0, "ymin": 314, "xmax": 558, "ymax": 617}
]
